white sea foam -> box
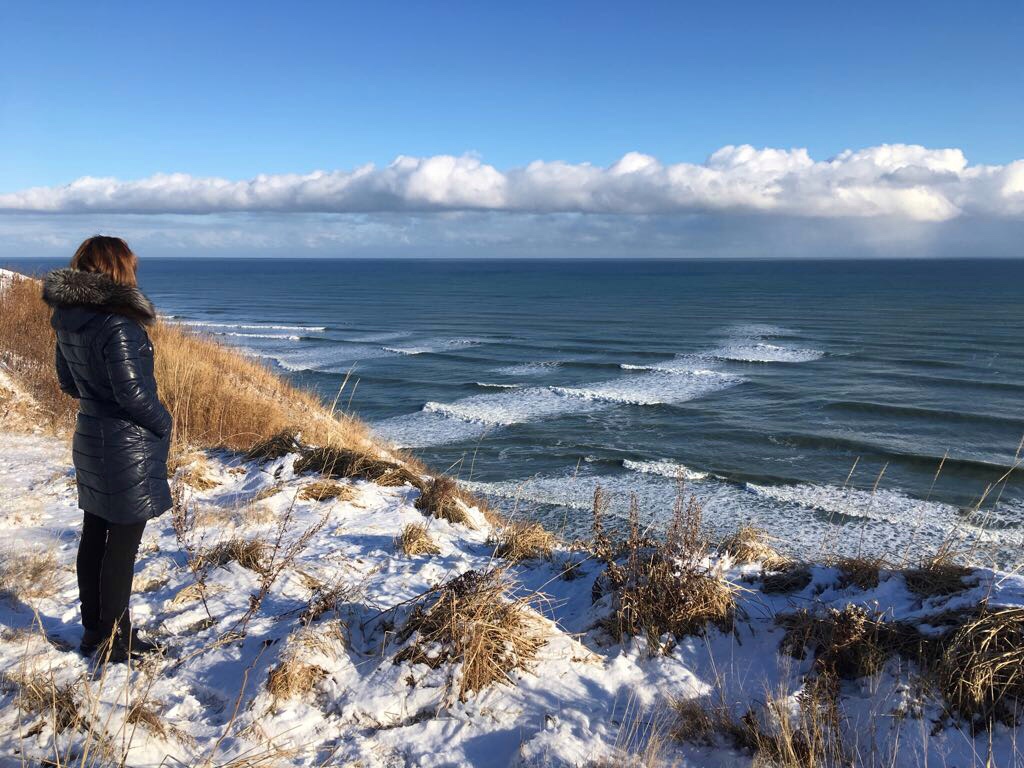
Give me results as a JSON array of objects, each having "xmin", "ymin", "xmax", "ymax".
[
  {"xmin": 423, "ymin": 387, "xmax": 596, "ymax": 426},
  {"xmin": 259, "ymin": 343, "xmax": 396, "ymax": 372},
  {"xmin": 372, "ymin": 411, "xmax": 492, "ymax": 447},
  {"xmin": 492, "ymin": 361, "xmax": 560, "ymax": 376},
  {"xmin": 745, "ymin": 482, "xmax": 954, "ymax": 525},
  {"xmin": 552, "ymin": 370, "xmax": 739, "ymax": 405},
  {"xmin": 167, "ymin": 320, "xmax": 326, "ymax": 332},
  {"xmin": 714, "ymin": 342, "xmax": 824, "ymax": 363},
  {"xmin": 475, "ymin": 382, "xmax": 520, "ymax": 389},
  {"xmin": 383, "ymin": 338, "xmax": 480, "ymax": 355},
  {"xmin": 622, "ymin": 458, "xmax": 709, "ymax": 481},
  {"xmin": 216, "ymin": 332, "xmax": 301, "ymax": 341}
]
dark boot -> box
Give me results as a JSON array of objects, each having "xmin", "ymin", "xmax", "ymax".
[
  {"xmin": 80, "ymin": 627, "xmax": 105, "ymax": 656},
  {"xmin": 125, "ymin": 627, "xmax": 162, "ymax": 657}
]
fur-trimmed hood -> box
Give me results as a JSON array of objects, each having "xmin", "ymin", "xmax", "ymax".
[{"xmin": 43, "ymin": 268, "xmax": 156, "ymax": 326}]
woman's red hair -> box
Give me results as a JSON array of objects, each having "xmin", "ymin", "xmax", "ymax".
[{"xmin": 71, "ymin": 236, "xmax": 138, "ymax": 287}]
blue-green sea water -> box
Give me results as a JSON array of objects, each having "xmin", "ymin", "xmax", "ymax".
[{"xmin": 8, "ymin": 258, "xmax": 1023, "ymax": 565}]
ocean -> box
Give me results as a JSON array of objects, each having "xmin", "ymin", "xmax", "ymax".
[{"xmin": 9, "ymin": 257, "xmax": 1023, "ymax": 566}]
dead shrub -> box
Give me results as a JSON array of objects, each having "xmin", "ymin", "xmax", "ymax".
[
  {"xmin": 253, "ymin": 485, "xmax": 283, "ymax": 502},
  {"xmin": 300, "ymin": 581, "xmax": 354, "ymax": 626},
  {"xmin": 294, "ymin": 446, "xmax": 424, "ymax": 489},
  {"xmin": 199, "ymin": 538, "xmax": 268, "ymax": 574},
  {"xmin": 720, "ymin": 525, "xmax": 790, "ymax": 569},
  {"xmin": 937, "ymin": 607, "xmax": 1024, "ymax": 724},
  {"xmin": 902, "ymin": 555, "xmax": 975, "ymax": 598},
  {"xmin": 834, "ymin": 555, "xmax": 886, "ymax": 591},
  {"xmin": 266, "ymin": 659, "xmax": 327, "ymax": 701},
  {"xmin": 415, "ymin": 475, "xmax": 474, "ymax": 527},
  {"xmin": 397, "ymin": 523, "xmax": 441, "ymax": 557},
  {"xmin": 761, "ymin": 563, "xmax": 814, "ymax": 594},
  {"xmin": 1, "ymin": 672, "xmax": 81, "ymax": 735},
  {"xmin": 598, "ymin": 494, "xmax": 734, "ymax": 651},
  {"xmin": 298, "ymin": 479, "xmax": 354, "ymax": 502},
  {"xmin": 395, "ymin": 568, "xmax": 547, "ymax": 700},
  {"xmin": 673, "ymin": 677, "xmax": 849, "ymax": 767},
  {"xmin": 0, "ymin": 549, "xmax": 61, "ymax": 601},
  {"xmin": 244, "ymin": 428, "xmax": 302, "ymax": 461},
  {"xmin": 180, "ymin": 463, "xmax": 219, "ymax": 491},
  {"xmin": 778, "ymin": 606, "xmax": 925, "ymax": 680},
  {"xmin": 489, "ymin": 520, "xmax": 555, "ymax": 563}
]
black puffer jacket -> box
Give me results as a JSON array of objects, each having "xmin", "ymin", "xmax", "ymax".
[{"xmin": 43, "ymin": 269, "xmax": 173, "ymax": 524}]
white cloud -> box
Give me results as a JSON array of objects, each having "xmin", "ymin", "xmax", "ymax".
[{"xmin": 3, "ymin": 144, "xmax": 1022, "ymax": 222}]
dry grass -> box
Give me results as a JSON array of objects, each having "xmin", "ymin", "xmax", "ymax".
[
  {"xmin": 0, "ymin": 548, "xmax": 62, "ymax": 602},
  {"xmin": 298, "ymin": 479, "xmax": 354, "ymax": 502},
  {"xmin": 266, "ymin": 659, "xmax": 327, "ymax": 701},
  {"xmin": 778, "ymin": 605, "xmax": 925, "ymax": 681},
  {"xmin": 760, "ymin": 563, "xmax": 813, "ymax": 594},
  {"xmin": 180, "ymin": 463, "xmax": 220, "ymax": 491},
  {"xmin": 0, "ymin": 272, "xmax": 372, "ymax": 452},
  {"xmin": 833, "ymin": 555, "xmax": 886, "ymax": 591},
  {"xmin": 937, "ymin": 606, "xmax": 1024, "ymax": 724},
  {"xmin": 489, "ymin": 520, "xmax": 555, "ymax": 562},
  {"xmin": 294, "ymin": 446, "xmax": 424, "ymax": 488},
  {"xmin": 0, "ymin": 276, "xmax": 73, "ymax": 430},
  {"xmin": 720, "ymin": 525, "xmax": 791, "ymax": 569},
  {"xmin": 1, "ymin": 671, "xmax": 81, "ymax": 735},
  {"xmin": 902, "ymin": 551, "xmax": 975, "ymax": 598},
  {"xmin": 673, "ymin": 677, "xmax": 849, "ymax": 767},
  {"xmin": 397, "ymin": 522, "xmax": 441, "ymax": 557},
  {"xmin": 597, "ymin": 494, "xmax": 735, "ymax": 651},
  {"xmin": 395, "ymin": 567, "xmax": 547, "ymax": 701},
  {"xmin": 415, "ymin": 475, "xmax": 474, "ymax": 527},
  {"xmin": 243, "ymin": 428, "xmax": 302, "ymax": 461},
  {"xmin": 198, "ymin": 538, "xmax": 268, "ymax": 574}
]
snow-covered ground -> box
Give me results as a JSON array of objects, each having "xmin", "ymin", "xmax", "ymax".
[{"xmin": 1, "ymin": 426, "xmax": 1022, "ymax": 767}]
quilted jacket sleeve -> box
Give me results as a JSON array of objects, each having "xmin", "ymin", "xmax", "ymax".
[
  {"xmin": 55, "ymin": 344, "xmax": 80, "ymax": 398},
  {"xmin": 102, "ymin": 320, "xmax": 173, "ymax": 437}
]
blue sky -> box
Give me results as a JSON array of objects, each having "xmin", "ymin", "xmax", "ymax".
[{"xmin": 1, "ymin": 1, "xmax": 1022, "ymax": 257}]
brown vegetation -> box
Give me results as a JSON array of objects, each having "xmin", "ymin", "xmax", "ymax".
[
  {"xmin": 397, "ymin": 522, "xmax": 441, "ymax": 557},
  {"xmin": 596, "ymin": 493, "xmax": 735, "ymax": 651},
  {"xmin": 0, "ymin": 272, "xmax": 372, "ymax": 453},
  {"xmin": 720, "ymin": 524, "xmax": 790, "ymax": 569},
  {"xmin": 489, "ymin": 520, "xmax": 555, "ymax": 562},
  {"xmin": 395, "ymin": 568, "xmax": 547, "ymax": 701},
  {"xmin": 199, "ymin": 538, "xmax": 268, "ymax": 575},
  {"xmin": 0, "ymin": 549, "xmax": 62, "ymax": 602},
  {"xmin": 414, "ymin": 475, "xmax": 474, "ymax": 527},
  {"xmin": 937, "ymin": 607, "xmax": 1024, "ymax": 724},
  {"xmin": 298, "ymin": 479, "xmax": 354, "ymax": 502}
]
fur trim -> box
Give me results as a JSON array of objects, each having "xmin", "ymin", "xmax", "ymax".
[{"xmin": 43, "ymin": 268, "xmax": 157, "ymax": 325}]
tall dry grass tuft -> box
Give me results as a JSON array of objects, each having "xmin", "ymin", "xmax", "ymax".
[
  {"xmin": 597, "ymin": 493, "xmax": 735, "ymax": 652},
  {"xmin": 415, "ymin": 475, "xmax": 474, "ymax": 527},
  {"xmin": 395, "ymin": 568, "xmax": 547, "ymax": 701},
  {"xmin": 397, "ymin": 522, "xmax": 441, "ymax": 557},
  {"xmin": 0, "ymin": 275, "xmax": 74, "ymax": 430},
  {"xmin": 937, "ymin": 606, "xmax": 1024, "ymax": 724},
  {"xmin": 720, "ymin": 524, "xmax": 790, "ymax": 569},
  {"xmin": 778, "ymin": 605, "xmax": 925, "ymax": 681},
  {"xmin": 489, "ymin": 520, "xmax": 555, "ymax": 562}
]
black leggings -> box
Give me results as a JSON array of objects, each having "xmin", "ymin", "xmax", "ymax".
[{"xmin": 77, "ymin": 512, "xmax": 146, "ymax": 635}]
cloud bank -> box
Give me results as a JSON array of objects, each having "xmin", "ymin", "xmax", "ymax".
[{"xmin": 4, "ymin": 144, "xmax": 1023, "ymax": 222}]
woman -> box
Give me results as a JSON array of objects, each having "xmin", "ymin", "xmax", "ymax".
[{"xmin": 43, "ymin": 236, "xmax": 172, "ymax": 664}]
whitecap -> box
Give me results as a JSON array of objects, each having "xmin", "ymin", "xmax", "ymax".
[
  {"xmin": 622, "ymin": 458, "xmax": 709, "ymax": 481},
  {"xmin": 167, "ymin": 320, "xmax": 327, "ymax": 332},
  {"xmin": 714, "ymin": 342, "xmax": 824, "ymax": 363},
  {"xmin": 492, "ymin": 361, "xmax": 560, "ymax": 376},
  {"xmin": 383, "ymin": 338, "xmax": 480, "ymax": 355},
  {"xmin": 552, "ymin": 370, "xmax": 740, "ymax": 406}
]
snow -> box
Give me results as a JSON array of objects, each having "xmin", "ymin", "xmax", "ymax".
[{"xmin": 1, "ymin": 428, "xmax": 1023, "ymax": 767}]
